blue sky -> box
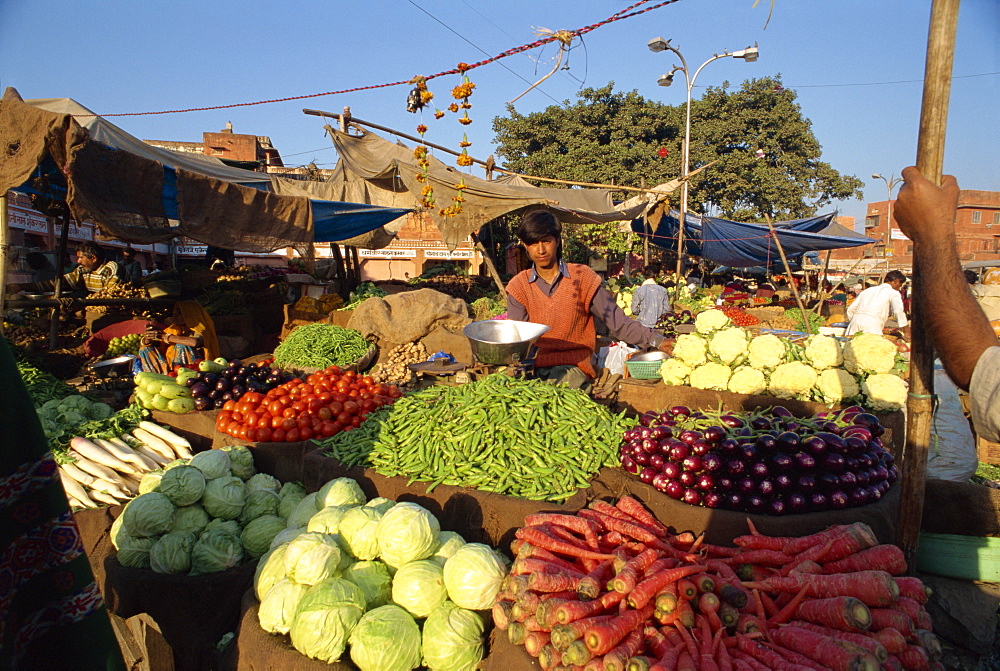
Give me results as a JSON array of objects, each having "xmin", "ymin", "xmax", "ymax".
[{"xmin": 1, "ymin": 0, "xmax": 997, "ymax": 229}]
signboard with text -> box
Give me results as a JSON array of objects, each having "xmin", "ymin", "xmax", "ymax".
[
  {"xmin": 358, "ymin": 248, "xmax": 417, "ymax": 259},
  {"xmin": 425, "ymin": 249, "xmax": 475, "ymax": 260}
]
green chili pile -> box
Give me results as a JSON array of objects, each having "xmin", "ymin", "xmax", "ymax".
[
  {"xmin": 316, "ymin": 373, "xmax": 632, "ymax": 501},
  {"xmin": 273, "ymin": 323, "xmax": 370, "ymax": 369}
]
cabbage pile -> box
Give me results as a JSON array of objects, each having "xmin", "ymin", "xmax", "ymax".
[
  {"xmin": 661, "ymin": 311, "xmax": 908, "ymax": 411},
  {"xmin": 111, "ymin": 445, "xmax": 300, "ymax": 574},
  {"xmin": 255, "ymin": 477, "xmax": 499, "ymax": 670}
]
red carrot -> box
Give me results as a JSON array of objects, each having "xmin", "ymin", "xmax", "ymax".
[
  {"xmin": 914, "ymin": 630, "xmax": 941, "ymax": 661},
  {"xmin": 513, "ymin": 556, "xmax": 587, "ymax": 577},
  {"xmin": 697, "ymin": 615, "xmax": 721, "ymax": 671},
  {"xmin": 518, "ymin": 542, "xmax": 588, "ymax": 572},
  {"xmin": 705, "ymin": 559, "xmax": 741, "ymax": 587},
  {"xmin": 602, "ymin": 628, "xmax": 645, "ymax": 671},
  {"xmin": 584, "ymin": 658, "xmax": 607, "ymax": 671},
  {"xmin": 821, "ymin": 544, "xmax": 907, "ymax": 576},
  {"xmin": 869, "ymin": 608, "xmax": 915, "ymax": 639},
  {"xmin": 872, "ymin": 626, "xmax": 907, "ymax": 655},
  {"xmin": 530, "ymin": 571, "xmax": 585, "ymax": 593},
  {"xmin": 526, "ymin": 513, "xmax": 602, "ymax": 549},
  {"xmin": 699, "ymin": 542, "xmax": 743, "ymax": 558},
  {"xmin": 584, "ymin": 604, "xmax": 655, "ymax": 655},
  {"xmin": 757, "ymin": 590, "xmax": 779, "ymax": 618},
  {"xmin": 732, "ymin": 531, "xmax": 787, "ymax": 551},
  {"xmin": 899, "ymin": 645, "xmax": 931, "ymax": 671},
  {"xmin": 642, "ymin": 625, "xmax": 672, "ymax": 659},
  {"xmin": 728, "ymin": 548, "xmax": 797, "ymax": 567},
  {"xmin": 811, "ymin": 524, "xmax": 879, "ymax": 563},
  {"xmin": 517, "ymin": 526, "xmax": 618, "ymax": 562},
  {"xmin": 775, "ymin": 541, "xmax": 833, "ymax": 577},
  {"xmin": 672, "ymin": 620, "xmax": 699, "ymax": 664},
  {"xmin": 578, "ymin": 559, "xmax": 615, "ymax": 601},
  {"xmin": 742, "ymin": 570, "xmax": 899, "ymax": 607},
  {"xmin": 654, "ymin": 582, "xmax": 679, "ymax": 614},
  {"xmin": 555, "ymin": 590, "xmax": 625, "ymax": 624},
  {"xmin": 792, "ymin": 596, "xmax": 871, "ymax": 631},
  {"xmin": 563, "ymin": 639, "xmax": 595, "ymax": 666},
  {"xmin": 511, "ymin": 537, "xmax": 526, "ymax": 555},
  {"xmin": 676, "ymin": 651, "xmax": 696, "ymax": 671},
  {"xmin": 761, "ymin": 640, "xmax": 827, "ymax": 670},
  {"xmin": 579, "ymin": 509, "xmax": 686, "ymax": 557},
  {"xmin": 589, "ymin": 498, "xmax": 641, "ymax": 523},
  {"xmin": 893, "ymin": 595, "xmax": 925, "ymax": 626},
  {"xmin": 883, "ymin": 654, "xmax": 903, "ymax": 671},
  {"xmin": 894, "ymin": 576, "xmax": 931, "ymax": 604},
  {"xmin": 718, "ymin": 602, "xmax": 740, "ymax": 629},
  {"xmin": 676, "ymin": 579, "xmax": 698, "ymax": 602},
  {"xmin": 611, "ymin": 547, "xmax": 662, "ymax": 593},
  {"xmin": 525, "ymin": 631, "xmax": 551, "ymax": 658},
  {"xmin": 735, "ymin": 615, "xmax": 765, "ymax": 636},
  {"xmin": 713, "ymin": 627, "xmax": 734, "ymax": 671},
  {"xmin": 735, "ymin": 634, "xmax": 802, "ymax": 671},
  {"xmin": 768, "ymin": 584, "xmax": 810, "ymax": 625},
  {"xmin": 493, "ymin": 600, "xmax": 514, "ymax": 630},
  {"xmin": 537, "ymin": 644, "xmax": 560, "ymax": 668},
  {"xmin": 615, "ymin": 494, "xmax": 670, "ymax": 535},
  {"xmin": 690, "ymin": 572, "xmax": 716, "ymax": 594},
  {"xmin": 628, "ymin": 564, "xmax": 708, "ymax": 610},
  {"xmin": 917, "ymin": 610, "xmax": 933, "ymax": 632},
  {"xmin": 508, "ymin": 622, "xmax": 528, "ymax": 646},
  {"xmin": 787, "ymin": 621, "xmax": 888, "ymax": 662},
  {"xmin": 673, "ymin": 597, "xmax": 695, "ymax": 628},
  {"xmin": 787, "ymin": 559, "xmax": 823, "ymax": 576},
  {"xmin": 699, "ymin": 592, "xmax": 723, "ymax": 632},
  {"xmin": 783, "ymin": 523, "xmax": 877, "ymax": 556},
  {"xmin": 550, "ymin": 615, "xmax": 616, "ymax": 650},
  {"xmin": 771, "ymin": 625, "xmax": 880, "ymax": 671}
]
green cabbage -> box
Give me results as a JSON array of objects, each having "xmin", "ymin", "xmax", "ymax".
[
  {"xmin": 149, "ymin": 531, "xmax": 195, "ymax": 574},
  {"xmin": 116, "ymin": 533, "xmax": 156, "ymax": 569},
  {"xmin": 365, "ymin": 497, "xmax": 395, "ymax": 515},
  {"xmin": 190, "ymin": 527, "xmax": 244, "ymax": 575},
  {"xmin": 279, "ymin": 481, "xmax": 306, "ymax": 499},
  {"xmin": 431, "ymin": 531, "xmax": 466, "ymax": 566},
  {"xmin": 239, "ymin": 490, "xmax": 280, "ymax": 525},
  {"xmin": 110, "ymin": 512, "xmax": 128, "ymax": 549},
  {"xmin": 422, "ymin": 601, "xmax": 485, "ymax": 671},
  {"xmin": 203, "ymin": 518, "xmax": 240, "ymax": 536},
  {"xmin": 341, "ymin": 560, "xmax": 392, "ymax": 609},
  {"xmin": 158, "ymin": 464, "xmax": 206, "ymax": 507},
  {"xmin": 188, "ymin": 449, "xmax": 232, "ymax": 479},
  {"xmin": 284, "ymin": 532, "xmax": 342, "ymax": 585},
  {"xmin": 201, "ymin": 476, "xmax": 245, "ymax": 520},
  {"xmin": 317, "ymin": 477, "xmax": 366, "ymax": 508},
  {"xmin": 169, "ymin": 503, "xmax": 210, "ymax": 535},
  {"xmin": 442, "ymin": 543, "xmax": 507, "ymax": 610},
  {"xmin": 392, "ymin": 559, "xmax": 449, "ymax": 618},
  {"xmin": 138, "ymin": 470, "xmax": 162, "ymax": 494},
  {"xmin": 289, "ymin": 578, "xmax": 367, "ymax": 663},
  {"xmin": 348, "ymin": 604, "xmax": 422, "ymax": 671},
  {"xmin": 338, "ymin": 506, "xmax": 382, "ymax": 560},
  {"xmin": 278, "ymin": 490, "xmax": 306, "ymax": 520},
  {"xmin": 258, "ymin": 578, "xmax": 310, "ymax": 635},
  {"xmin": 241, "ymin": 514, "xmax": 287, "ymax": 559},
  {"xmin": 255, "ymin": 543, "xmax": 290, "ymax": 600},
  {"xmin": 220, "ymin": 445, "xmax": 255, "ymax": 480},
  {"xmin": 376, "ymin": 502, "xmax": 440, "ymax": 569},
  {"xmin": 122, "ymin": 492, "xmax": 175, "ymax": 538},
  {"xmin": 307, "ymin": 504, "xmax": 355, "ymax": 535},
  {"xmin": 245, "ymin": 472, "xmax": 280, "ymax": 495},
  {"xmin": 286, "ymin": 492, "xmax": 321, "ymax": 528},
  {"xmin": 163, "ymin": 458, "xmax": 188, "ymax": 470},
  {"xmin": 270, "ymin": 526, "xmax": 305, "ymax": 551}
]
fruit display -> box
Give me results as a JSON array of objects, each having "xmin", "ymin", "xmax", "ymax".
[
  {"xmin": 618, "ymin": 405, "xmax": 897, "ymax": 515},
  {"xmin": 106, "ymin": 333, "xmax": 142, "ymax": 357},
  {"xmin": 718, "ymin": 305, "xmax": 760, "ymax": 327},
  {"xmin": 655, "ymin": 310, "xmax": 695, "ymax": 335},
  {"xmin": 184, "ymin": 359, "xmax": 295, "ymax": 411},
  {"xmin": 615, "ymin": 289, "xmax": 635, "ymax": 316},
  {"xmin": 134, "ymin": 372, "xmax": 196, "ymax": 414}
]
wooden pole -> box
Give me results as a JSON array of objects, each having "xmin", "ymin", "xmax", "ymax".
[
  {"xmin": 897, "ymin": 0, "xmax": 959, "ymax": 570},
  {"xmin": 49, "ymin": 210, "xmax": 71, "ymax": 349},
  {"xmin": 470, "ymin": 232, "xmax": 506, "ymax": 296},
  {"xmin": 0, "ymin": 192, "xmax": 8, "ymax": 334},
  {"xmin": 764, "ymin": 214, "xmax": 812, "ymax": 333},
  {"xmin": 811, "ymin": 250, "xmax": 834, "ymax": 324}
]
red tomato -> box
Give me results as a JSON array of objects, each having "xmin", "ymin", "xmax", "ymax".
[
  {"xmin": 325, "ymin": 365, "xmax": 343, "ymax": 376},
  {"xmin": 361, "ymin": 375, "xmax": 375, "ymax": 386},
  {"xmin": 317, "ymin": 407, "xmax": 333, "ymax": 421},
  {"xmin": 272, "ymin": 428, "xmax": 286, "ymax": 442},
  {"xmin": 343, "ymin": 370, "xmax": 357, "ymax": 380},
  {"xmin": 318, "ymin": 392, "xmax": 334, "ymax": 403},
  {"xmin": 336, "ymin": 412, "xmax": 352, "ymax": 425},
  {"xmin": 343, "ymin": 401, "xmax": 360, "ymax": 415},
  {"xmin": 333, "ymin": 393, "xmax": 349, "ymax": 404},
  {"xmin": 218, "ymin": 410, "xmax": 233, "ymax": 424},
  {"xmin": 298, "ymin": 384, "xmax": 314, "ymax": 395},
  {"xmin": 282, "ymin": 407, "xmax": 297, "ymax": 419},
  {"xmin": 351, "ymin": 415, "xmax": 362, "ymax": 428},
  {"xmin": 281, "ymin": 418, "xmax": 296, "ymax": 431},
  {"xmin": 296, "ymin": 417, "xmax": 311, "ymax": 430},
  {"xmin": 360, "ymin": 399, "xmax": 375, "ymax": 412},
  {"xmin": 291, "ymin": 401, "xmax": 307, "ymax": 413},
  {"xmin": 388, "ymin": 387, "xmax": 402, "ymax": 399},
  {"xmin": 223, "ymin": 400, "xmax": 237, "ymax": 412},
  {"xmin": 299, "ymin": 426, "xmax": 313, "ymax": 440},
  {"xmin": 330, "ymin": 421, "xmax": 344, "ymax": 434},
  {"xmin": 244, "ymin": 412, "xmax": 260, "ymax": 428},
  {"xmin": 257, "ymin": 426, "xmax": 273, "ymax": 442},
  {"xmin": 286, "ymin": 428, "xmax": 300, "ymax": 442},
  {"xmin": 267, "ymin": 401, "xmax": 283, "ymax": 417},
  {"xmin": 231, "ymin": 411, "xmax": 244, "ymax": 423},
  {"xmin": 320, "ymin": 422, "xmax": 336, "ymax": 437},
  {"xmin": 347, "ymin": 390, "xmax": 360, "ymax": 399},
  {"xmin": 308, "ymin": 398, "xmax": 324, "ymax": 412},
  {"xmin": 246, "ymin": 428, "xmax": 258, "ymax": 442},
  {"xmin": 329, "ymin": 401, "xmax": 344, "ymax": 414},
  {"xmin": 257, "ymin": 414, "xmax": 272, "ymax": 429},
  {"xmin": 372, "ymin": 395, "xmax": 386, "ymax": 408},
  {"xmin": 360, "ymin": 392, "xmax": 373, "ymax": 401},
  {"xmin": 271, "ymin": 415, "xmax": 285, "ymax": 429}
]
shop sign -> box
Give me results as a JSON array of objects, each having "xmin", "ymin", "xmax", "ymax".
[
  {"xmin": 6, "ymin": 207, "xmax": 49, "ymax": 234},
  {"xmin": 889, "ymin": 228, "xmax": 909, "ymax": 240},
  {"xmin": 176, "ymin": 244, "xmax": 209, "ymax": 256},
  {"xmin": 54, "ymin": 222, "xmax": 93, "ymax": 241},
  {"xmin": 358, "ymin": 248, "xmax": 417, "ymax": 259},
  {"xmin": 425, "ymin": 249, "xmax": 475, "ymax": 260}
]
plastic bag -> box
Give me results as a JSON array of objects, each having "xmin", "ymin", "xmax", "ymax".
[
  {"xmin": 599, "ymin": 341, "xmax": 638, "ymax": 376},
  {"xmin": 927, "ymin": 361, "xmax": 978, "ymax": 482}
]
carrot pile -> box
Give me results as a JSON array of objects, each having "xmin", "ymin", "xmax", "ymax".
[{"xmin": 493, "ymin": 496, "xmax": 941, "ymax": 671}]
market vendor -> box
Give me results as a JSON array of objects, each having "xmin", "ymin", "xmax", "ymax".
[
  {"xmin": 845, "ymin": 270, "xmax": 911, "ymax": 338},
  {"xmin": 138, "ymin": 300, "xmax": 220, "ymax": 374},
  {"xmin": 6, "ymin": 241, "xmax": 119, "ymax": 296},
  {"xmin": 505, "ymin": 210, "xmax": 674, "ymax": 389}
]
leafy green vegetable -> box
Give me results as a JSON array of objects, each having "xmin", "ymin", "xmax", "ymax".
[
  {"xmin": 442, "ymin": 543, "xmax": 507, "ymax": 610},
  {"xmin": 348, "ymin": 605, "xmax": 422, "ymax": 671},
  {"xmin": 289, "ymin": 578, "xmax": 367, "ymax": 663},
  {"xmin": 422, "ymin": 601, "xmax": 485, "ymax": 671},
  {"xmin": 259, "ymin": 578, "xmax": 310, "ymax": 635},
  {"xmin": 150, "ymin": 531, "xmax": 195, "ymax": 575},
  {"xmin": 273, "ymin": 323, "xmax": 370, "ymax": 370},
  {"xmin": 376, "ymin": 502, "xmax": 440, "ymax": 569},
  {"xmin": 391, "ymin": 559, "xmax": 448, "ymax": 618}
]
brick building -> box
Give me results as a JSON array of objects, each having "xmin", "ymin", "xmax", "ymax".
[{"xmin": 145, "ymin": 122, "xmax": 284, "ymax": 171}]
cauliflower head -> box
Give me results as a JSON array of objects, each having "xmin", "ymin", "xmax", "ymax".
[
  {"xmin": 727, "ymin": 366, "xmax": 767, "ymax": 395},
  {"xmin": 804, "ymin": 334, "xmax": 844, "ymax": 370},
  {"xmin": 672, "ymin": 334, "xmax": 708, "ymax": 367},
  {"xmin": 659, "ymin": 358, "xmax": 692, "ymax": 386},
  {"xmin": 695, "ymin": 309, "xmax": 731, "ymax": 335},
  {"xmin": 747, "ymin": 334, "xmax": 787, "ymax": 370},
  {"xmin": 688, "ymin": 362, "xmax": 732, "ymax": 391},
  {"xmin": 862, "ymin": 373, "xmax": 908, "ymax": 411},
  {"xmin": 709, "ymin": 327, "xmax": 749, "ymax": 365},
  {"xmin": 843, "ymin": 333, "xmax": 898, "ymax": 374},
  {"xmin": 768, "ymin": 361, "xmax": 819, "ymax": 400},
  {"xmin": 816, "ymin": 368, "xmax": 861, "ymax": 404}
]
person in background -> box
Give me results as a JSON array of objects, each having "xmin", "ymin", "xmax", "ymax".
[
  {"xmin": 138, "ymin": 300, "xmax": 220, "ymax": 374},
  {"xmin": 964, "ymin": 269, "xmax": 979, "ymax": 285},
  {"xmin": 830, "ymin": 283, "xmax": 848, "ymax": 303},
  {"xmin": 845, "ymin": 269, "xmax": 911, "ymax": 337},
  {"xmin": 505, "ymin": 210, "xmax": 673, "ymax": 390},
  {"xmin": 6, "ymin": 242, "xmax": 118, "ymax": 295},
  {"xmin": 630, "ymin": 265, "xmax": 672, "ymax": 328},
  {"xmin": 24, "ymin": 251, "xmax": 57, "ymax": 284},
  {"xmin": 118, "ymin": 247, "xmax": 143, "ymax": 286},
  {"xmin": 893, "ymin": 166, "xmax": 1000, "ymax": 442}
]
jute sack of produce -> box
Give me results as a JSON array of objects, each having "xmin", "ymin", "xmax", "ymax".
[{"xmin": 347, "ymin": 288, "xmax": 471, "ymax": 344}]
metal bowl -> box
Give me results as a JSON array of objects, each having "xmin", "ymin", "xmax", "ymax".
[
  {"xmin": 462, "ymin": 319, "xmax": 550, "ymax": 365},
  {"xmin": 23, "ymin": 292, "xmax": 55, "ymax": 300},
  {"xmin": 90, "ymin": 355, "xmax": 135, "ymax": 379},
  {"xmin": 628, "ymin": 350, "xmax": 669, "ymax": 363}
]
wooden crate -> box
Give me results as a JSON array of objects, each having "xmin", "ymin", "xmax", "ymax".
[{"xmin": 978, "ymin": 436, "xmax": 1000, "ymax": 465}]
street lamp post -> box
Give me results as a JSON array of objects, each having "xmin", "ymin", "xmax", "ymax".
[
  {"xmin": 871, "ymin": 173, "xmax": 903, "ymax": 263},
  {"xmin": 648, "ymin": 38, "xmax": 758, "ymax": 296}
]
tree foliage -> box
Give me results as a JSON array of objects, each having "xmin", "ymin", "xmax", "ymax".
[{"xmin": 491, "ymin": 77, "xmax": 863, "ymax": 253}]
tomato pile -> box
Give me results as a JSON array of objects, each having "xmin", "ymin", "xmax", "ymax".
[
  {"xmin": 215, "ymin": 366, "xmax": 402, "ymax": 442},
  {"xmin": 718, "ymin": 305, "xmax": 760, "ymax": 327}
]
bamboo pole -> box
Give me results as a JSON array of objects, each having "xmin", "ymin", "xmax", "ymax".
[
  {"xmin": 0, "ymin": 192, "xmax": 8, "ymax": 334},
  {"xmin": 764, "ymin": 214, "xmax": 812, "ymax": 333},
  {"xmin": 49, "ymin": 211, "xmax": 71, "ymax": 350},
  {"xmin": 470, "ymin": 231, "xmax": 506, "ymax": 296},
  {"xmin": 897, "ymin": 0, "xmax": 959, "ymax": 569}
]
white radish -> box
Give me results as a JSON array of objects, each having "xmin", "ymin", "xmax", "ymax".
[
  {"xmin": 67, "ymin": 496, "xmax": 92, "ymax": 510},
  {"xmin": 93, "ymin": 437, "xmax": 147, "ymax": 472},
  {"xmin": 130, "ymin": 429, "xmax": 177, "ymax": 461},
  {"xmin": 117, "ymin": 477, "xmax": 139, "ymax": 496},
  {"xmin": 138, "ymin": 421, "xmax": 193, "ymax": 458},
  {"xmin": 89, "ymin": 478, "xmax": 130, "ymax": 500},
  {"xmin": 70, "ymin": 437, "xmax": 138, "ymax": 474},
  {"xmin": 73, "ymin": 457, "xmax": 128, "ymax": 488},
  {"xmin": 88, "ymin": 489, "xmax": 120, "ymax": 505},
  {"xmin": 107, "ymin": 437, "xmax": 158, "ymax": 471},
  {"xmin": 60, "ymin": 461, "xmax": 98, "ymax": 487},
  {"xmin": 127, "ymin": 439, "xmax": 171, "ymax": 468},
  {"xmin": 59, "ymin": 468, "xmax": 96, "ymax": 507}
]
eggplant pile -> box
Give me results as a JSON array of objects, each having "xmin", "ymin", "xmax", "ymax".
[
  {"xmin": 655, "ymin": 310, "xmax": 695, "ymax": 334},
  {"xmin": 618, "ymin": 405, "xmax": 897, "ymax": 515},
  {"xmin": 185, "ymin": 361, "xmax": 295, "ymax": 411}
]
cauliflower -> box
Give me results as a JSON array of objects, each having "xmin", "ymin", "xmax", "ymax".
[
  {"xmin": 694, "ymin": 309, "xmax": 731, "ymax": 335},
  {"xmin": 804, "ymin": 334, "xmax": 843, "ymax": 370},
  {"xmin": 709, "ymin": 327, "xmax": 749, "ymax": 365},
  {"xmin": 843, "ymin": 333, "xmax": 898, "ymax": 375},
  {"xmin": 816, "ymin": 368, "xmax": 860, "ymax": 404},
  {"xmin": 727, "ymin": 366, "xmax": 767, "ymax": 395},
  {"xmin": 862, "ymin": 373, "xmax": 908, "ymax": 411},
  {"xmin": 659, "ymin": 358, "xmax": 692, "ymax": 386},
  {"xmin": 688, "ymin": 362, "xmax": 732, "ymax": 391},
  {"xmin": 747, "ymin": 334, "xmax": 787, "ymax": 370},
  {"xmin": 672, "ymin": 334, "xmax": 708, "ymax": 367},
  {"xmin": 768, "ymin": 361, "xmax": 819, "ymax": 400}
]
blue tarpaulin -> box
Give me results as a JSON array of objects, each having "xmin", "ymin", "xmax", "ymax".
[{"xmin": 634, "ymin": 210, "xmax": 875, "ymax": 268}]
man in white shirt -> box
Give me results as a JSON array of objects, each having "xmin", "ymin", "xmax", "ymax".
[{"xmin": 845, "ymin": 270, "xmax": 911, "ymax": 337}]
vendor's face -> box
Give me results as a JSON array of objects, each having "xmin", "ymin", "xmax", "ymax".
[
  {"xmin": 76, "ymin": 251, "xmax": 99, "ymax": 271},
  {"xmin": 525, "ymin": 235, "xmax": 559, "ymax": 270}
]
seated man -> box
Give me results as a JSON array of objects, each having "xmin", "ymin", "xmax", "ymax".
[{"xmin": 7, "ymin": 241, "xmax": 119, "ymax": 295}]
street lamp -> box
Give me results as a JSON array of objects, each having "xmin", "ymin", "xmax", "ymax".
[
  {"xmin": 871, "ymin": 173, "xmax": 903, "ymax": 260},
  {"xmin": 648, "ymin": 38, "xmax": 759, "ymax": 293}
]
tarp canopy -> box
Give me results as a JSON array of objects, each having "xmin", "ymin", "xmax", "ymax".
[
  {"xmin": 320, "ymin": 126, "xmax": 645, "ymax": 250},
  {"xmin": 0, "ymin": 88, "xmax": 410, "ymax": 252},
  {"xmin": 634, "ymin": 209, "xmax": 875, "ymax": 268}
]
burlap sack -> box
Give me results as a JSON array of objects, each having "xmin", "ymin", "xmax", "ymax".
[{"xmin": 346, "ymin": 288, "xmax": 471, "ymax": 345}]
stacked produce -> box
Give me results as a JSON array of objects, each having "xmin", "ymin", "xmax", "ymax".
[
  {"xmin": 717, "ymin": 305, "xmax": 760, "ymax": 327},
  {"xmin": 253, "ymin": 476, "xmax": 495, "ymax": 670},
  {"xmin": 134, "ymin": 372, "xmax": 195, "ymax": 414},
  {"xmin": 111, "ymin": 445, "xmax": 297, "ymax": 575},
  {"xmin": 370, "ymin": 341, "xmax": 429, "ymax": 387},
  {"xmin": 215, "ymin": 367, "xmax": 401, "ymax": 442},
  {"xmin": 292, "ymin": 293, "xmax": 344, "ymax": 315},
  {"xmin": 273, "ymin": 323, "xmax": 371, "ymax": 371},
  {"xmin": 183, "ymin": 359, "xmax": 295, "ymax": 411},
  {"xmin": 496, "ymin": 496, "xmax": 940, "ymax": 671},
  {"xmin": 618, "ymin": 405, "xmax": 897, "ymax": 514},
  {"xmin": 615, "ymin": 288, "xmax": 636, "ymax": 317},
  {"xmin": 59, "ymin": 421, "xmax": 193, "ymax": 509},
  {"xmin": 216, "ymin": 264, "xmax": 290, "ymax": 283},
  {"xmin": 660, "ymin": 309, "xmax": 908, "ymax": 410},
  {"xmin": 344, "ymin": 282, "xmax": 388, "ymax": 310},
  {"xmin": 785, "ymin": 307, "xmax": 826, "ymax": 334},
  {"xmin": 317, "ymin": 373, "xmax": 631, "ymax": 502},
  {"xmin": 196, "ymin": 287, "xmax": 249, "ymax": 316},
  {"xmin": 654, "ymin": 310, "xmax": 694, "ymax": 336},
  {"xmin": 16, "ymin": 354, "xmax": 78, "ymax": 406},
  {"xmin": 86, "ymin": 282, "xmax": 150, "ymax": 315},
  {"xmin": 105, "ymin": 333, "xmax": 142, "ymax": 357}
]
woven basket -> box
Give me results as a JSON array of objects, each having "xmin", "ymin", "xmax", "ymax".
[{"xmin": 625, "ymin": 359, "xmax": 663, "ymax": 380}]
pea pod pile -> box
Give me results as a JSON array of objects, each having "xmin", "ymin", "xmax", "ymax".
[
  {"xmin": 317, "ymin": 374, "xmax": 632, "ymax": 501},
  {"xmin": 273, "ymin": 323, "xmax": 370, "ymax": 369}
]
